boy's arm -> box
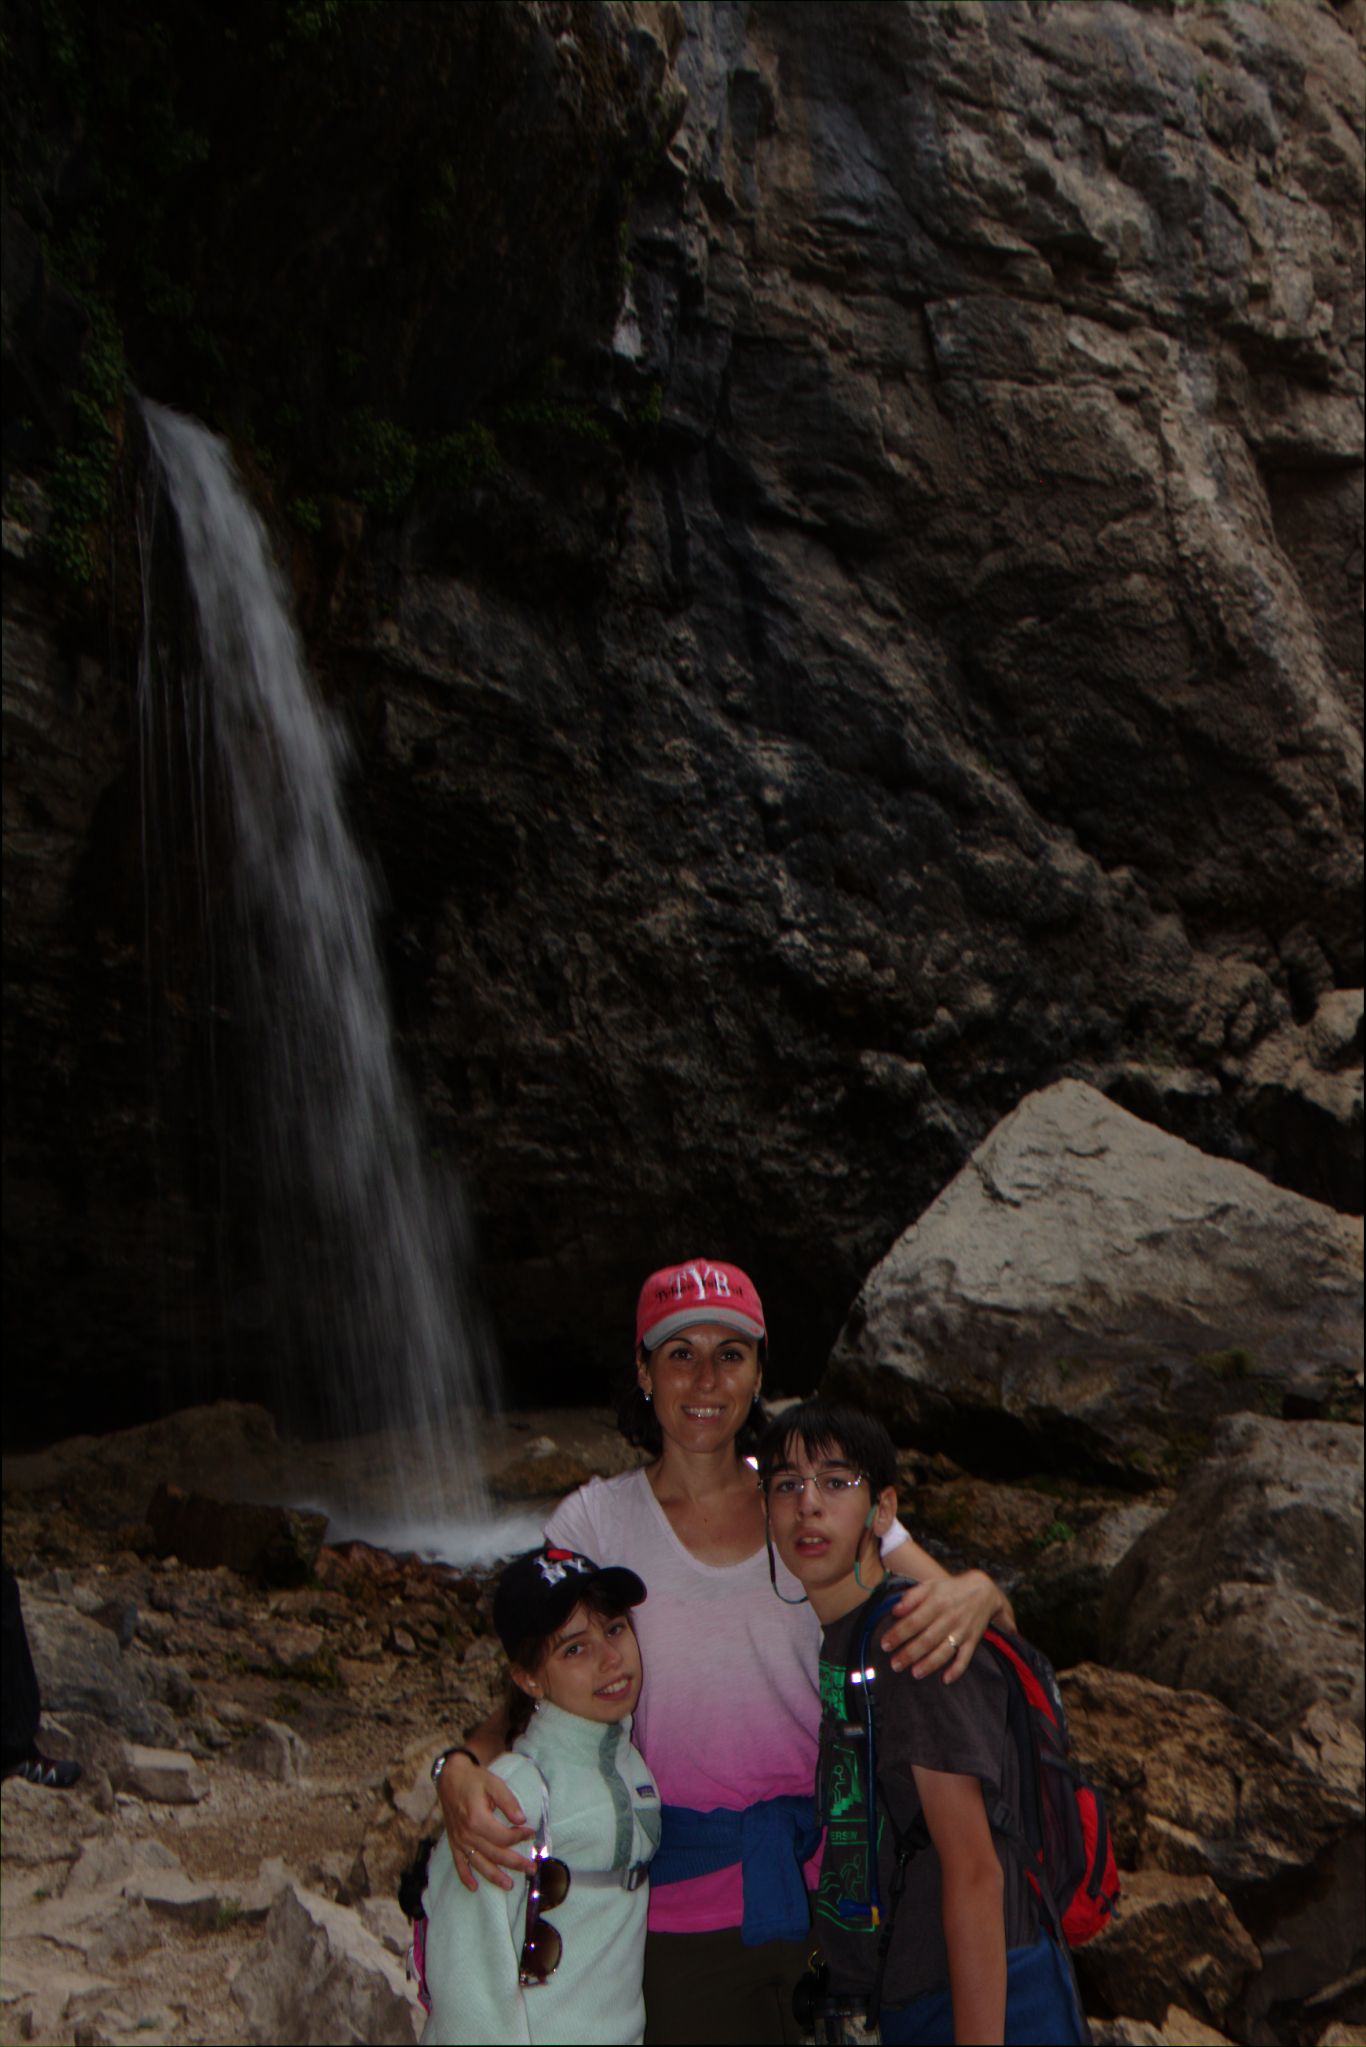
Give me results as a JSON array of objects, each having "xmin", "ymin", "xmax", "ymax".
[
  {"xmin": 911, "ymin": 1764, "xmax": 1007, "ymax": 2047},
  {"xmin": 881, "ymin": 1534, "xmax": 1018, "ymax": 1680}
]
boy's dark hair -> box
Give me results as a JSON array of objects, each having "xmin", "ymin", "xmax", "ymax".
[
  {"xmin": 502, "ymin": 1580, "xmax": 638, "ymax": 1739},
  {"xmin": 617, "ymin": 1341, "xmax": 772, "ymax": 1457},
  {"xmin": 755, "ymin": 1399, "xmax": 897, "ymax": 1495}
]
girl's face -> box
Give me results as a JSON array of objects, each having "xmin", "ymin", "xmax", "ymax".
[
  {"xmin": 638, "ymin": 1323, "xmax": 762, "ymax": 1452},
  {"xmin": 515, "ymin": 1604, "xmax": 642, "ymax": 1724}
]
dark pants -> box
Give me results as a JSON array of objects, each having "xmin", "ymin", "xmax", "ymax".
[
  {"xmin": 879, "ymin": 1932, "xmax": 1088, "ymax": 2045},
  {"xmin": 1, "ymin": 1562, "xmax": 41, "ymax": 1769},
  {"xmin": 644, "ymin": 1926, "xmax": 810, "ymax": 2046}
]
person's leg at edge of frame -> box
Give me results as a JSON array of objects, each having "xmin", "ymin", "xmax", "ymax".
[{"xmin": 643, "ymin": 1926, "xmax": 810, "ymax": 2046}]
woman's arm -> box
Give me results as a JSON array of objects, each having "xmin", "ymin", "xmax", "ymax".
[
  {"xmin": 881, "ymin": 1534, "xmax": 1016, "ymax": 1682},
  {"xmin": 434, "ymin": 1700, "xmax": 537, "ymax": 1892},
  {"xmin": 912, "ymin": 1764, "xmax": 1007, "ymax": 2047}
]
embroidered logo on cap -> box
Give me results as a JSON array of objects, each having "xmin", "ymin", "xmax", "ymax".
[{"xmin": 538, "ymin": 1548, "xmax": 591, "ymax": 1586}]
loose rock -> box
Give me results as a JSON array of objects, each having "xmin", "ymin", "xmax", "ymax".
[
  {"xmin": 236, "ymin": 1716, "xmax": 311, "ymax": 1785},
  {"xmin": 1074, "ymin": 1868, "xmax": 1262, "ymax": 2030},
  {"xmin": 123, "ymin": 1745, "xmax": 209, "ymax": 1806}
]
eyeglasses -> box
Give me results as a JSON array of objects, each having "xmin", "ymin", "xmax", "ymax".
[
  {"xmin": 519, "ymin": 1833, "xmax": 570, "ymax": 1987},
  {"xmin": 763, "ymin": 1470, "xmax": 867, "ymax": 1500}
]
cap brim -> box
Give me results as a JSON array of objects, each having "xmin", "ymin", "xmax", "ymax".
[
  {"xmin": 589, "ymin": 1565, "xmax": 647, "ymax": 1610},
  {"xmin": 642, "ymin": 1306, "xmax": 765, "ymax": 1350}
]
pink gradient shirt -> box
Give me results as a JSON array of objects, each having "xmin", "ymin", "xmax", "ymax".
[{"xmin": 544, "ymin": 1467, "xmax": 910, "ymax": 1935}]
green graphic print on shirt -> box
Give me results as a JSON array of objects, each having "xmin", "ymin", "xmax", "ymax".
[{"xmin": 816, "ymin": 1657, "xmax": 882, "ymax": 1936}]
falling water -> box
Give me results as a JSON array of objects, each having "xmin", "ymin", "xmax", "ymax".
[{"xmin": 137, "ymin": 399, "xmax": 511, "ymax": 1551}]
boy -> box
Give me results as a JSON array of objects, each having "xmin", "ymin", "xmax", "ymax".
[{"xmin": 758, "ymin": 1401, "xmax": 1086, "ymax": 2047}]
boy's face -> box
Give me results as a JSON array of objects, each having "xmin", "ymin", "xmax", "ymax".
[{"xmin": 764, "ymin": 1440, "xmax": 897, "ymax": 1619}]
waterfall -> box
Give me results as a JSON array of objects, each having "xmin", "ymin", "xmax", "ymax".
[{"xmin": 137, "ymin": 399, "xmax": 500, "ymax": 1542}]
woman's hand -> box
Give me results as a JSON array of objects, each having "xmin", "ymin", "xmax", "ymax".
[
  {"xmin": 878, "ymin": 1568, "xmax": 1006, "ymax": 1682},
  {"xmin": 435, "ymin": 1754, "xmax": 537, "ymax": 1893}
]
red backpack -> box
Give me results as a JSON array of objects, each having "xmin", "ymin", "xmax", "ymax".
[
  {"xmin": 978, "ymin": 1623, "xmax": 1119, "ymax": 1946},
  {"xmin": 855, "ymin": 1587, "xmax": 1119, "ymax": 1954}
]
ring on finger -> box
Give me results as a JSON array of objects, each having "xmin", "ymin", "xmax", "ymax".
[{"xmin": 946, "ymin": 1632, "xmax": 959, "ymax": 1650}]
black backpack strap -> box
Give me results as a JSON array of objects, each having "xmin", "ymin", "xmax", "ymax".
[{"xmin": 865, "ymin": 1798, "xmax": 928, "ymax": 2026}]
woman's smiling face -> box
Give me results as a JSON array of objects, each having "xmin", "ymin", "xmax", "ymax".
[{"xmin": 638, "ymin": 1322, "xmax": 763, "ymax": 1451}]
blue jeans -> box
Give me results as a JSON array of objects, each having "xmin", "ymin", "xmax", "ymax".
[{"xmin": 879, "ymin": 1932, "xmax": 1087, "ymax": 2045}]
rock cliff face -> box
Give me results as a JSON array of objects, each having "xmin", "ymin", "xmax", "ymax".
[{"xmin": 2, "ymin": 0, "xmax": 1362, "ymax": 1426}]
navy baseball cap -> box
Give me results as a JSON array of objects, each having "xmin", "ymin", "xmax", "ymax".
[{"xmin": 492, "ymin": 1544, "xmax": 646, "ymax": 1656}]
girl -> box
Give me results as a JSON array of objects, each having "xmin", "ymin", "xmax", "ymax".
[{"xmin": 418, "ymin": 1545, "xmax": 660, "ymax": 2045}]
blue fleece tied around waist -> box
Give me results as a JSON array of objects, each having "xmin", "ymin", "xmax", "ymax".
[{"xmin": 650, "ymin": 1796, "xmax": 820, "ymax": 1946}]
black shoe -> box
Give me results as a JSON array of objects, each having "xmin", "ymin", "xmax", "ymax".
[{"xmin": 4, "ymin": 1751, "xmax": 82, "ymax": 1789}]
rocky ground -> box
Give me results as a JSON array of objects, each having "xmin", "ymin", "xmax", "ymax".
[
  {"xmin": 0, "ymin": 1406, "xmax": 643, "ymax": 2047},
  {"xmin": 3, "ymin": 1391, "xmax": 1362, "ymax": 2046}
]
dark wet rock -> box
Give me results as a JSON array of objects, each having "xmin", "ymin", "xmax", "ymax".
[
  {"xmin": 2, "ymin": 1, "xmax": 1362, "ymax": 1428},
  {"xmin": 1014, "ymin": 1500, "xmax": 1170, "ymax": 1671},
  {"xmin": 490, "ymin": 1444, "xmax": 598, "ymax": 1501},
  {"xmin": 145, "ymin": 1483, "xmax": 328, "ymax": 1589}
]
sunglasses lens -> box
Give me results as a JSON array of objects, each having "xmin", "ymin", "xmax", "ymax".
[
  {"xmin": 536, "ymin": 1857, "xmax": 570, "ymax": 1911},
  {"xmin": 520, "ymin": 1919, "xmax": 563, "ymax": 1986}
]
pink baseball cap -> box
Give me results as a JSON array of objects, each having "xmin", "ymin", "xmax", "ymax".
[{"xmin": 635, "ymin": 1259, "xmax": 766, "ymax": 1351}]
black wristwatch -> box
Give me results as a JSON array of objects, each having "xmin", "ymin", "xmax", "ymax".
[{"xmin": 430, "ymin": 1745, "xmax": 482, "ymax": 1785}]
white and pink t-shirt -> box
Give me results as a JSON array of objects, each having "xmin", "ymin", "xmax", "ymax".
[{"xmin": 544, "ymin": 1467, "xmax": 910, "ymax": 1936}]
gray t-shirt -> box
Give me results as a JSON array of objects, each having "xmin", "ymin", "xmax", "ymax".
[{"xmin": 816, "ymin": 1591, "xmax": 1038, "ymax": 2010}]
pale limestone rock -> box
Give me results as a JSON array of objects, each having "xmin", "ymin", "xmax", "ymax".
[
  {"xmin": 230, "ymin": 1882, "xmax": 419, "ymax": 2046},
  {"xmin": 139, "ymin": 1870, "xmax": 230, "ymax": 1930},
  {"xmin": 360, "ymin": 1895, "xmax": 413, "ymax": 1959},
  {"xmin": 825, "ymin": 1081, "xmax": 1362, "ymax": 1480},
  {"xmin": 1101, "ymin": 1415, "xmax": 1364, "ymax": 1734},
  {"xmin": 123, "ymin": 1745, "xmax": 208, "ymax": 1805},
  {"xmin": 63, "ymin": 1835, "xmax": 180, "ymax": 1896},
  {"xmin": 236, "ymin": 1717, "xmax": 310, "ymax": 1785}
]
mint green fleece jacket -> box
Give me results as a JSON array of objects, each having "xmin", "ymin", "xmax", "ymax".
[{"xmin": 420, "ymin": 1701, "xmax": 661, "ymax": 2046}]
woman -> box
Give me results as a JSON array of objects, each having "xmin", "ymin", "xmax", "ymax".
[{"xmin": 437, "ymin": 1258, "xmax": 1013, "ymax": 2046}]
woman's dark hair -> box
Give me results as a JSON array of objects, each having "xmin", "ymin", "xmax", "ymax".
[
  {"xmin": 501, "ymin": 1581, "xmax": 639, "ymax": 1740},
  {"xmin": 617, "ymin": 1340, "xmax": 771, "ymax": 1458},
  {"xmin": 754, "ymin": 1399, "xmax": 898, "ymax": 1495}
]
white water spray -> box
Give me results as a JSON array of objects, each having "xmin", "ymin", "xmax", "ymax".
[{"xmin": 138, "ymin": 400, "xmax": 503, "ymax": 1549}]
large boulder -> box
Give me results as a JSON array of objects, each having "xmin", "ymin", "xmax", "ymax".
[
  {"xmin": 230, "ymin": 1882, "xmax": 419, "ymax": 2046},
  {"xmin": 823, "ymin": 1082, "xmax": 1363, "ymax": 1483},
  {"xmin": 22, "ymin": 1587, "xmax": 179, "ymax": 1746},
  {"xmin": 1100, "ymin": 1414, "xmax": 1364, "ymax": 1736},
  {"xmin": 1064, "ymin": 1662, "xmax": 1365, "ymax": 2035},
  {"xmin": 1060, "ymin": 1664, "xmax": 1362, "ymax": 1894}
]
